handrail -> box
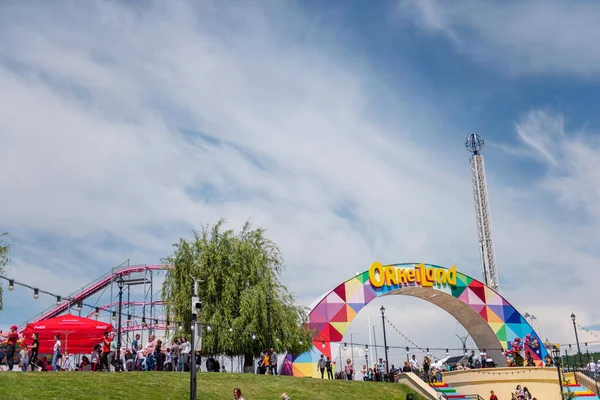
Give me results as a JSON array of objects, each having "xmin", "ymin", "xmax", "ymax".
[
  {"xmin": 19, "ymin": 264, "xmax": 171, "ymax": 330},
  {"xmin": 575, "ymin": 371, "xmax": 600, "ymax": 395},
  {"xmin": 462, "ymin": 395, "xmax": 484, "ymax": 400}
]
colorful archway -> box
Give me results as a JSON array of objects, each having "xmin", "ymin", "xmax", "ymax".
[{"xmin": 290, "ymin": 262, "xmax": 547, "ymax": 377}]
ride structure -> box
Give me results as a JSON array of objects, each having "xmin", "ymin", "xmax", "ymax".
[
  {"xmin": 18, "ymin": 263, "xmax": 172, "ymax": 348},
  {"xmin": 465, "ymin": 134, "xmax": 500, "ymax": 293}
]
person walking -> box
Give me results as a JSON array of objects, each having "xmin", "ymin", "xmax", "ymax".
[
  {"xmin": 344, "ymin": 359, "xmax": 355, "ymax": 381},
  {"xmin": 269, "ymin": 347, "xmax": 278, "ymax": 375},
  {"xmin": 317, "ymin": 354, "xmax": 327, "ymax": 378},
  {"xmin": 171, "ymin": 339, "xmax": 180, "ymax": 372},
  {"xmin": 180, "ymin": 337, "xmax": 191, "ymax": 372},
  {"xmin": 52, "ymin": 334, "xmax": 61, "ymax": 372},
  {"xmin": 4, "ymin": 325, "xmax": 19, "ymax": 371},
  {"xmin": 144, "ymin": 334, "xmax": 157, "ymax": 371},
  {"xmin": 326, "ymin": 357, "xmax": 333, "ymax": 379},
  {"xmin": 29, "ymin": 332, "xmax": 39, "ymax": 371},
  {"xmin": 101, "ymin": 331, "xmax": 111, "ymax": 371}
]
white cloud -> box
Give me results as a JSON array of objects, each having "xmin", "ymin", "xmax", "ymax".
[
  {"xmin": 397, "ymin": 0, "xmax": 600, "ymax": 77},
  {"xmin": 0, "ymin": 1, "xmax": 598, "ymax": 353}
]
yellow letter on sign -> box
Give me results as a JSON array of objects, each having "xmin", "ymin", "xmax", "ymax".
[{"xmin": 369, "ymin": 262, "xmax": 385, "ymax": 288}]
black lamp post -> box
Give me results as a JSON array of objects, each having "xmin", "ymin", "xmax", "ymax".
[
  {"xmin": 406, "ymin": 346, "xmax": 409, "ymax": 362},
  {"xmin": 552, "ymin": 346, "xmax": 565, "ymax": 400},
  {"xmin": 571, "ymin": 313, "xmax": 583, "ymax": 369},
  {"xmin": 586, "ymin": 343, "xmax": 591, "ymax": 365},
  {"xmin": 380, "ymin": 306, "xmax": 389, "ymax": 380},
  {"xmin": 116, "ymin": 276, "xmax": 124, "ymax": 373},
  {"xmin": 266, "ymin": 294, "xmax": 272, "ymax": 350}
]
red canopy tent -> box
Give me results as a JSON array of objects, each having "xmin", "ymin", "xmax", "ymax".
[{"xmin": 22, "ymin": 314, "xmax": 112, "ymax": 355}]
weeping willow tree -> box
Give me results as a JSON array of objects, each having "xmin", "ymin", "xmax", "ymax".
[{"xmin": 162, "ymin": 220, "xmax": 313, "ymax": 364}]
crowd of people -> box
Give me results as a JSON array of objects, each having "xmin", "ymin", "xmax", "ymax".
[
  {"xmin": 314, "ymin": 352, "xmax": 449, "ymax": 383},
  {"xmin": 0, "ymin": 328, "xmax": 208, "ymax": 372}
]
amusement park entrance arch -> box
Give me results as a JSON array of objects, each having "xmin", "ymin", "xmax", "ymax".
[{"xmin": 290, "ymin": 262, "xmax": 547, "ymax": 377}]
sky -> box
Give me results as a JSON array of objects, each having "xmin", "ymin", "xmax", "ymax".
[{"xmin": 2, "ymin": 0, "xmax": 600, "ymax": 362}]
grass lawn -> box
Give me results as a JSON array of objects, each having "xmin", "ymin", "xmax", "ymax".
[{"xmin": 0, "ymin": 371, "xmax": 421, "ymax": 400}]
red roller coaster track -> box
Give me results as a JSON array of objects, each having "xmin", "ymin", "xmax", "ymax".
[{"xmin": 19, "ymin": 264, "xmax": 172, "ymax": 332}]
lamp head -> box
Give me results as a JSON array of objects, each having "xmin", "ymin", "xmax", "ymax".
[
  {"xmin": 380, "ymin": 305, "xmax": 385, "ymax": 315},
  {"xmin": 571, "ymin": 313, "xmax": 576, "ymax": 322},
  {"xmin": 117, "ymin": 276, "xmax": 125, "ymax": 290},
  {"xmin": 551, "ymin": 346, "xmax": 561, "ymax": 364}
]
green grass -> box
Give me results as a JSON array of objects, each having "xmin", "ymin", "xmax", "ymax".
[{"xmin": 0, "ymin": 371, "xmax": 421, "ymax": 400}]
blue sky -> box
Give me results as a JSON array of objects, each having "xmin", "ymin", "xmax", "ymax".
[{"xmin": 2, "ymin": 0, "xmax": 600, "ymax": 359}]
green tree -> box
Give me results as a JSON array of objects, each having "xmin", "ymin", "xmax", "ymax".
[
  {"xmin": 162, "ymin": 220, "xmax": 313, "ymax": 364},
  {"xmin": 0, "ymin": 232, "xmax": 10, "ymax": 312}
]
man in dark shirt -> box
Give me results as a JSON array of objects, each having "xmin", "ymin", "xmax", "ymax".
[{"xmin": 29, "ymin": 332, "xmax": 40, "ymax": 371}]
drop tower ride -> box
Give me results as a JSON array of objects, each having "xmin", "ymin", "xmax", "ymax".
[{"xmin": 465, "ymin": 134, "xmax": 500, "ymax": 293}]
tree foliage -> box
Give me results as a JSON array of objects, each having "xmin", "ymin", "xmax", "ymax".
[
  {"xmin": 0, "ymin": 232, "xmax": 10, "ymax": 312},
  {"xmin": 162, "ymin": 220, "xmax": 313, "ymax": 357}
]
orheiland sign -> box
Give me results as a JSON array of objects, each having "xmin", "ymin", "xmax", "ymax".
[{"xmin": 368, "ymin": 262, "xmax": 457, "ymax": 288}]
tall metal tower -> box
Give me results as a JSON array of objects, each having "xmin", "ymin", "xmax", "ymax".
[{"xmin": 465, "ymin": 134, "xmax": 500, "ymax": 293}]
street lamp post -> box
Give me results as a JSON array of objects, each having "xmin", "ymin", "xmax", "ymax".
[
  {"xmin": 267, "ymin": 294, "xmax": 272, "ymax": 350},
  {"xmin": 116, "ymin": 276, "xmax": 124, "ymax": 373},
  {"xmin": 372, "ymin": 325, "xmax": 378, "ymax": 361},
  {"xmin": 585, "ymin": 343, "xmax": 590, "ymax": 366},
  {"xmin": 350, "ymin": 333, "xmax": 359, "ymax": 373},
  {"xmin": 552, "ymin": 346, "xmax": 565, "ymax": 400},
  {"xmin": 380, "ymin": 306, "xmax": 390, "ymax": 381},
  {"xmin": 571, "ymin": 313, "xmax": 583, "ymax": 369}
]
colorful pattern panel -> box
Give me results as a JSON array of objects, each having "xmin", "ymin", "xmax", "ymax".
[{"xmin": 292, "ymin": 263, "xmax": 547, "ymax": 377}]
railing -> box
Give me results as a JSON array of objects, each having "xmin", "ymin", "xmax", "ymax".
[
  {"xmin": 579, "ymin": 370, "xmax": 599, "ymax": 381},
  {"xmin": 429, "ymin": 381, "xmax": 484, "ymax": 400},
  {"xmin": 431, "ymin": 387, "xmax": 483, "ymax": 400},
  {"xmin": 575, "ymin": 371, "xmax": 600, "ymax": 395},
  {"xmin": 462, "ymin": 395, "xmax": 485, "ymax": 400}
]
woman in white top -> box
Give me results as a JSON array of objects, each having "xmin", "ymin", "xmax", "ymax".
[
  {"xmin": 145, "ymin": 334, "xmax": 157, "ymax": 371},
  {"xmin": 90, "ymin": 345, "xmax": 100, "ymax": 371},
  {"xmin": 52, "ymin": 334, "xmax": 61, "ymax": 372},
  {"xmin": 19, "ymin": 348, "xmax": 29, "ymax": 371},
  {"xmin": 136, "ymin": 349, "xmax": 145, "ymax": 371}
]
